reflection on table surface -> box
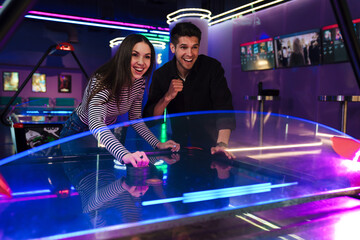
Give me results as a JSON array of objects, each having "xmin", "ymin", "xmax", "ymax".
[{"xmin": 0, "ymin": 111, "xmax": 360, "ymax": 239}]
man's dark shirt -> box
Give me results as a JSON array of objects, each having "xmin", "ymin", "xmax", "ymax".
[{"xmin": 144, "ymin": 54, "xmax": 235, "ymax": 149}]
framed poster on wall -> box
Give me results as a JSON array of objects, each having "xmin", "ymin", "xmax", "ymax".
[
  {"xmin": 3, "ymin": 71, "xmax": 19, "ymax": 91},
  {"xmin": 58, "ymin": 74, "xmax": 72, "ymax": 93},
  {"xmin": 32, "ymin": 73, "xmax": 46, "ymax": 92}
]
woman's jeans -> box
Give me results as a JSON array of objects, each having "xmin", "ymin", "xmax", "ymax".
[
  {"xmin": 60, "ymin": 111, "xmax": 91, "ymax": 155},
  {"xmin": 60, "ymin": 111, "xmax": 89, "ymax": 138}
]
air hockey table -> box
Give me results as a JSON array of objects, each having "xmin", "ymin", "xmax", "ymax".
[{"xmin": 1, "ymin": 111, "xmax": 360, "ymax": 239}]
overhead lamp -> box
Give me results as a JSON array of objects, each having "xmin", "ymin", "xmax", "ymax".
[
  {"xmin": 166, "ymin": 8, "xmax": 212, "ymax": 25},
  {"xmin": 109, "ymin": 37, "xmax": 167, "ymax": 49}
]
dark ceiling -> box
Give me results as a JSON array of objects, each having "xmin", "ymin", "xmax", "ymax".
[{"xmin": 28, "ymin": 0, "xmax": 247, "ymax": 28}]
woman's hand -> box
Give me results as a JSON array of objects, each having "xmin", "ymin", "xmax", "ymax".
[
  {"xmin": 156, "ymin": 140, "xmax": 180, "ymax": 152},
  {"xmin": 122, "ymin": 151, "xmax": 149, "ymax": 167},
  {"xmin": 121, "ymin": 180, "xmax": 149, "ymax": 197}
]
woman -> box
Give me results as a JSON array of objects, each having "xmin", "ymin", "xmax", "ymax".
[{"xmin": 60, "ymin": 34, "xmax": 180, "ymax": 167}]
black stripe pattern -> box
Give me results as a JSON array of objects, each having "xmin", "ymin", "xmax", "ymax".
[{"xmin": 76, "ymin": 76, "xmax": 160, "ymax": 161}]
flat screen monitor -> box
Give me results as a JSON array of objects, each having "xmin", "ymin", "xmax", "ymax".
[
  {"xmin": 322, "ymin": 24, "xmax": 348, "ymax": 63},
  {"xmin": 3, "ymin": 71, "xmax": 19, "ymax": 91},
  {"xmin": 274, "ymin": 29, "xmax": 321, "ymax": 68},
  {"xmin": 32, "ymin": 73, "xmax": 46, "ymax": 93},
  {"xmin": 240, "ymin": 38, "xmax": 275, "ymax": 71}
]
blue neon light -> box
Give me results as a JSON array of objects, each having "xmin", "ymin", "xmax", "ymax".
[
  {"xmin": 142, "ymin": 182, "xmax": 298, "ymax": 206},
  {"xmin": 10, "ymin": 189, "xmax": 51, "ymax": 197}
]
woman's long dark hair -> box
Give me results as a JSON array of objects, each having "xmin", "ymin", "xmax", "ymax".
[{"xmin": 87, "ymin": 34, "xmax": 155, "ymax": 108}]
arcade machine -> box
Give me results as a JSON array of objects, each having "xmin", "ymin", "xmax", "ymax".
[{"xmin": 0, "ymin": 42, "xmax": 88, "ymax": 153}]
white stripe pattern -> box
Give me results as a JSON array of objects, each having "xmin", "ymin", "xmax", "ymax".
[{"xmin": 76, "ymin": 76, "xmax": 160, "ymax": 161}]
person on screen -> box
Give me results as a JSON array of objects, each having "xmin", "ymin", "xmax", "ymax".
[
  {"xmin": 289, "ymin": 38, "xmax": 305, "ymax": 67},
  {"xmin": 324, "ymin": 30, "xmax": 332, "ymax": 41},
  {"xmin": 282, "ymin": 46, "xmax": 288, "ymax": 67},
  {"xmin": 143, "ymin": 22, "xmax": 235, "ymax": 159},
  {"xmin": 309, "ymin": 38, "xmax": 320, "ymax": 65},
  {"xmin": 59, "ymin": 34, "xmax": 180, "ymax": 167},
  {"xmin": 335, "ymin": 28, "xmax": 343, "ymax": 41}
]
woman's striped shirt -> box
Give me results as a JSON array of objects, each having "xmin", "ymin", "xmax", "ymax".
[{"xmin": 75, "ymin": 76, "xmax": 160, "ymax": 161}]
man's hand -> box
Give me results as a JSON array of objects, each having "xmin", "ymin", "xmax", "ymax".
[
  {"xmin": 211, "ymin": 145, "xmax": 235, "ymax": 159},
  {"xmin": 122, "ymin": 151, "xmax": 149, "ymax": 167},
  {"xmin": 156, "ymin": 140, "xmax": 180, "ymax": 152},
  {"xmin": 156, "ymin": 153, "xmax": 180, "ymax": 165},
  {"xmin": 164, "ymin": 79, "xmax": 183, "ymax": 102}
]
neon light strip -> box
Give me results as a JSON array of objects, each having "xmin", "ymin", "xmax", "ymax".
[
  {"xmin": 157, "ymin": 27, "xmax": 170, "ymax": 31},
  {"xmin": 247, "ymin": 150, "xmax": 321, "ymax": 159},
  {"xmin": 211, "ymin": 0, "xmax": 266, "ymax": 21},
  {"xmin": 0, "ymin": 194, "xmax": 58, "ymax": 204},
  {"xmin": 12, "ymin": 189, "xmax": 51, "ymax": 196},
  {"xmin": 150, "ymin": 30, "xmax": 170, "ymax": 35},
  {"xmin": 168, "ymin": 13, "xmax": 211, "ymax": 24},
  {"xmin": 142, "ymin": 182, "xmax": 297, "ymax": 206},
  {"xmin": 28, "ymin": 10, "xmax": 156, "ymax": 29},
  {"xmin": 227, "ymin": 142, "xmax": 322, "ymax": 152},
  {"xmin": 25, "ymin": 15, "xmax": 149, "ymax": 32},
  {"xmin": 1, "ymin": 6, "xmax": 169, "ymax": 33},
  {"xmin": 209, "ymin": 0, "xmax": 285, "ymax": 26},
  {"xmin": 109, "ymin": 37, "xmax": 166, "ymax": 49}
]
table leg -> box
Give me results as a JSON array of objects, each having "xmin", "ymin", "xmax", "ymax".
[{"xmin": 341, "ymin": 100, "xmax": 348, "ymax": 133}]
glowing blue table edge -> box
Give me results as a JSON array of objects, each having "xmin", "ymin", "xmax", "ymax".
[{"xmin": 39, "ymin": 186, "xmax": 360, "ymax": 240}]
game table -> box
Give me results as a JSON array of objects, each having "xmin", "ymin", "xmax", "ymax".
[{"xmin": 0, "ymin": 111, "xmax": 360, "ymax": 239}]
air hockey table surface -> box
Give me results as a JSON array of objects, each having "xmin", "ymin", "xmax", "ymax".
[{"xmin": 0, "ymin": 111, "xmax": 360, "ymax": 239}]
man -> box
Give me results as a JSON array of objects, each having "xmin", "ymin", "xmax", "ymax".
[{"xmin": 144, "ymin": 22, "xmax": 235, "ymax": 158}]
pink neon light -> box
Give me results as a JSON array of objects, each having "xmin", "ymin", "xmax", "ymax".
[
  {"xmin": 28, "ymin": 10, "xmax": 157, "ymax": 29},
  {"xmin": 157, "ymin": 27, "xmax": 170, "ymax": 31},
  {"xmin": 0, "ymin": 194, "xmax": 58, "ymax": 203}
]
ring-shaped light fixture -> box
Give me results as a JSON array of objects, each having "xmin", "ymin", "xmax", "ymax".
[
  {"xmin": 109, "ymin": 37, "xmax": 166, "ymax": 49},
  {"xmin": 166, "ymin": 8, "xmax": 212, "ymax": 25}
]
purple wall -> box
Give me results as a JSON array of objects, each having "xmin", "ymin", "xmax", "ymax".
[
  {"xmin": 209, "ymin": 0, "xmax": 360, "ymax": 139},
  {"xmin": 0, "ymin": 20, "xmax": 117, "ymax": 106},
  {"xmin": 0, "ymin": 64, "xmax": 84, "ymax": 106}
]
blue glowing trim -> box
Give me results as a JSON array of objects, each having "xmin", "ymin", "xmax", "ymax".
[
  {"xmin": 1, "ymin": 109, "xmax": 355, "ymax": 165},
  {"xmin": 183, "ymin": 183, "xmax": 271, "ymax": 203},
  {"xmin": 142, "ymin": 182, "xmax": 298, "ymax": 206},
  {"xmin": 25, "ymin": 15, "xmax": 149, "ymax": 32},
  {"xmin": 11, "ymin": 189, "xmax": 51, "ymax": 196},
  {"xmin": 26, "ymin": 110, "xmax": 40, "ymax": 114},
  {"xmin": 142, "ymin": 197, "xmax": 184, "ymax": 206},
  {"xmin": 50, "ymin": 110, "xmax": 73, "ymax": 114},
  {"xmin": 149, "ymin": 30, "xmax": 170, "ymax": 35},
  {"xmin": 0, "ymin": 130, "xmax": 92, "ymax": 166}
]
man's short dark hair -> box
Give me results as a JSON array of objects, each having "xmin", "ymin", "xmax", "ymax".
[{"xmin": 170, "ymin": 22, "xmax": 202, "ymax": 46}]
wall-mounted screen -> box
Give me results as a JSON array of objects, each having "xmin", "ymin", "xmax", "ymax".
[
  {"xmin": 322, "ymin": 24, "xmax": 348, "ymax": 63},
  {"xmin": 3, "ymin": 71, "xmax": 19, "ymax": 91},
  {"xmin": 32, "ymin": 73, "xmax": 46, "ymax": 93},
  {"xmin": 240, "ymin": 38, "xmax": 275, "ymax": 71},
  {"xmin": 274, "ymin": 29, "xmax": 321, "ymax": 68},
  {"xmin": 354, "ymin": 18, "xmax": 360, "ymax": 43}
]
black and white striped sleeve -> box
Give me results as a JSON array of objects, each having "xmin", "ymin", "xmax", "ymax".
[
  {"xmin": 128, "ymin": 82, "xmax": 160, "ymax": 149},
  {"xmin": 88, "ymin": 89, "xmax": 130, "ymax": 161}
]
